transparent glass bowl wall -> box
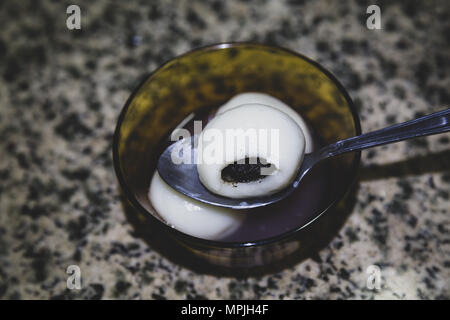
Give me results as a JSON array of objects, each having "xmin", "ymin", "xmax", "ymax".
[{"xmin": 113, "ymin": 43, "xmax": 361, "ymax": 267}]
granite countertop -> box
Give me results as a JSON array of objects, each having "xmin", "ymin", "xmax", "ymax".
[{"xmin": 0, "ymin": 0, "xmax": 449, "ymax": 300}]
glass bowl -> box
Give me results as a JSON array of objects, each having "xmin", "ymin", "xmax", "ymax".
[{"xmin": 113, "ymin": 42, "xmax": 361, "ymax": 268}]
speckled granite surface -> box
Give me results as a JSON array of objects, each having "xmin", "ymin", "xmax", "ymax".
[{"xmin": 0, "ymin": 0, "xmax": 449, "ymax": 300}]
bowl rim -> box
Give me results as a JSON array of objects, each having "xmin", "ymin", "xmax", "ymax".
[{"xmin": 112, "ymin": 41, "xmax": 362, "ymax": 249}]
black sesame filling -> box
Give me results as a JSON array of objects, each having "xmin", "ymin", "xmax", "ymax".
[{"xmin": 221, "ymin": 157, "xmax": 273, "ymax": 183}]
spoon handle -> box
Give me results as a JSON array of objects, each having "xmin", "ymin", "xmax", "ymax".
[{"xmin": 318, "ymin": 107, "xmax": 450, "ymax": 160}]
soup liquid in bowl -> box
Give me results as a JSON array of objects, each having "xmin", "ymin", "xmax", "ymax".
[{"xmin": 151, "ymin": 104, "xmax": 333, "ymax": 243}]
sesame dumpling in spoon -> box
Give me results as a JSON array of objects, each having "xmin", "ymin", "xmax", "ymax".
[{"xmin": 197, "ymin": 103, "xmax": 307, "ymax": 199}]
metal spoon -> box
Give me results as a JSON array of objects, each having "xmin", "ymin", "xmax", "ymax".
[{"xmin": 157, "ymin": 108, "xmax": 450, "ymax": 209}]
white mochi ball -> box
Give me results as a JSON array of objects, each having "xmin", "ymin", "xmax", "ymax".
[
  {"xmin": 216, "ymin": 92, "xmax": 313, "ymax": 153},
  {"xmin": 197, "ymin": 104, "xmax": 306, "ymax": 199},
  {"xmin": 148, "ymin": 172, "xmax": 244, "ymax": 240}
]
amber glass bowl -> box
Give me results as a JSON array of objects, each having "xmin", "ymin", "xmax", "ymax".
[{"xmin": 113, "ymin": 43, "xmax": 361, "ymax": 268}]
